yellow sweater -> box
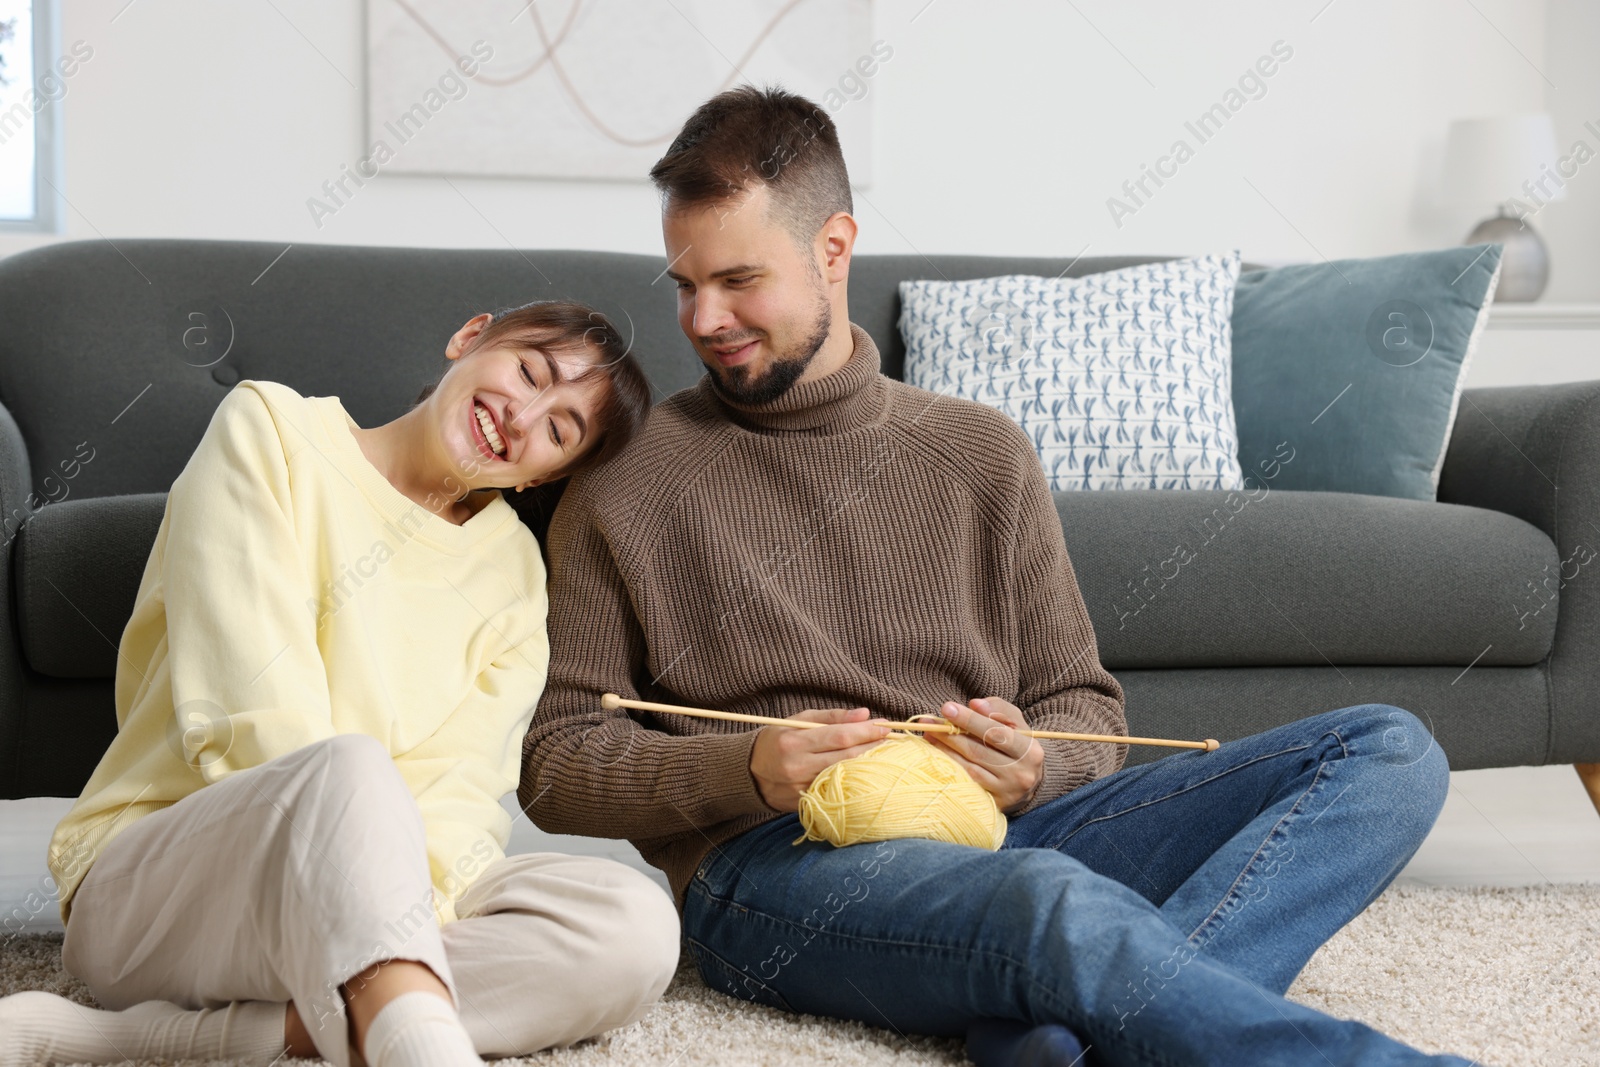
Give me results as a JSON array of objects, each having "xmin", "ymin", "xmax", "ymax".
[{"xmin": 47, "ymin": 380, "xmax": 550, "ymax": 927}]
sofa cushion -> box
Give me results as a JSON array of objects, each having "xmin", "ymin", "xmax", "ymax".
[
  {"xmin": 17, "ymin": 493, "xmax": 166, "ymax": 679},
  {"xmin": 1230, "ymin": 243, "xmax": 1503, "ymax": 501},
  {"xmin": 897, "ymin": 253, "xmax": 1245, "ymax": 491},
  {"xmin": 18, "ymin": 486, "xmax": 1557, "ymax": 681},
  {"xmin": 1062, "ymin": 488, "xmax": 1558, "ymax": 669}
]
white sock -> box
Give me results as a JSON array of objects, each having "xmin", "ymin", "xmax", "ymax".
[
  {"xmin": 361, "ymin": 990, "xmax": 483, "ymax": 1067},
  {"xmin": 0, "ymin": 989, "xmax": 286, "ymax": 1065}
]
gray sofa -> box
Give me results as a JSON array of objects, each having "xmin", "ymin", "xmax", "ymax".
[{"xmin": 3, "ymin": 238, "xmax": 1597, "ymax": 812}]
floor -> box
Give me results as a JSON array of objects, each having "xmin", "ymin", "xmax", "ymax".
[{"xmin": 3, "ymin": 765, "xmax": 1598, "ymax": 934}]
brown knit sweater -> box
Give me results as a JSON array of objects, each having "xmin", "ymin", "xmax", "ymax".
[{"xmin": 520, "ymin": 323, "xmax": 1128, "ymax": 912}]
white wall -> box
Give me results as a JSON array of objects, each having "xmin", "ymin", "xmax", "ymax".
[
  {"xmin": 0, "ymin": 0, "xmax": 1586, "ymax": 295},
  {"xmin": 1542, "ymin": 0, "xmax": 1600, "ymax": 302}
]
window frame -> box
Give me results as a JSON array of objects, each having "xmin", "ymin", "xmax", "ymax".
[{"xmin": 0, "ymin": 0, "xmax": 61, "ymax": 234}]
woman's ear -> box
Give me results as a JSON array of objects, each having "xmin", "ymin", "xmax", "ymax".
[
  {"xmin": 517, "ymin": 479, "xmax": 541, "ymax": 492},
  {"xmin": 445, "ymin": 313, "xmax": 495, "ymax": 362}
]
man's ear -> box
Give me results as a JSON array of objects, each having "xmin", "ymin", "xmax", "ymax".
[
  {"xmin": 446, "ymin": 313, "xmax": 495, "ymax": 362},
  {"xmin": 818, "ymin": 211, "xmax": 858, "ymax": 285}
]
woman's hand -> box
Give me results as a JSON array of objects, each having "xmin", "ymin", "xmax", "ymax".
[{"xmin": 923, "ymin": 697, "xmax": 1044, "ymax": 814}]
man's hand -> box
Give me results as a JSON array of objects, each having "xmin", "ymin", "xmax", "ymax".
[
  {"xmin": 750, "ymin": 707, "xmax": 893, "ymax": 812},
  {"xmin": 924, "ymin": 697, "xmax": 1045, "ymax": 814}
]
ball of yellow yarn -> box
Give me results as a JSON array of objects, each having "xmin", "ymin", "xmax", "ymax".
[{"xmin": 793, "ymin": 732, "xmax": 1007, "ymax": 850}]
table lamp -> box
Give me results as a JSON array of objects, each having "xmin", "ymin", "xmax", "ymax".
[{"xmin": 1440, "ymin": 113, "xmax": 1565, "ymax": 302}]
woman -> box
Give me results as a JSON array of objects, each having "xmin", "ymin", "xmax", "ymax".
[{"xmin": 0, "ymin": 301, "xmax": 678, "ymax": 1067}]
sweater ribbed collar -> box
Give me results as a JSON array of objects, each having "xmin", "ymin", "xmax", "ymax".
[{"xmin": 698, "ymin": 323, "xmax": 889, "ymax": 436}]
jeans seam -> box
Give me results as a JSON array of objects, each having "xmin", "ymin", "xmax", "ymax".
[
  {"xmin": 1181, "ymin": 728, "xmax": 1352, "ymax": 947},
  {"xmin": 684, "ymin": 933, "xmax": 800, "ymax": 1013},
  {"xmin": 1041, "ymin": 742, "xmax": 1316, "ymax": 853}
]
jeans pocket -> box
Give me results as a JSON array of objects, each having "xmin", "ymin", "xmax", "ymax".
[{"xmin": 685, "ymin": 936, "xmax": 798, "ymax": 1014}]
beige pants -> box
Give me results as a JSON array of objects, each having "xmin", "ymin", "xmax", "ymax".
[{"xmin": 60, "ymin": 734, "xmax": 680, "ymax": 1067}]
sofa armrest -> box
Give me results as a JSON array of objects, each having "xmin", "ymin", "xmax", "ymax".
[
  {"xmin": 0, "ymin": 395, "xmax": 31, "ymax": 796},
  {"xmin": 1439, "ymin": 380, "xmax": 1600, "ymax": 764}
]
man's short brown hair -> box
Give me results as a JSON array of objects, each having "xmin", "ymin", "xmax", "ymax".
[{"xmin": 649, "ymin": 85, "xmax": 851, "ymax": 246}]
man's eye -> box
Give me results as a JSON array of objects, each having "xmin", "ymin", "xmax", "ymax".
[
  {"xmin": 675, "ymin": 280, "xmax": 693, "ymax": 291},
  {"xmin": 727, "ymin": 276, "xmax": 753, "ymax": 286},
  {"xmin": 549, "ymin": 418, "xmax": 564, "ymax": 448}
]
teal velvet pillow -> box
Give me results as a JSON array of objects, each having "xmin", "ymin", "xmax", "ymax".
[{"xmin": 1230, "ymin": 243, "xmax": 1503, "ymax": 500}]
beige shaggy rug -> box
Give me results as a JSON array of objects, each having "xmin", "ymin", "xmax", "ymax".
[{"xmin": 2, "ymin": 884, "xmax": 1595, "ymax": 1066}]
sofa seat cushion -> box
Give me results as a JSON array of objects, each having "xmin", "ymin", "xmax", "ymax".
[
  {"xmin": 17, "ymin": 493, "xmax": 166, "ymax": 679},
  {"xmin": 1062, "ymin": 488, "xmax": 1559, "ymax": 669},
  {"xmin": 15, "ymin": 488, "xmax": 1561, "ymax": 680}
]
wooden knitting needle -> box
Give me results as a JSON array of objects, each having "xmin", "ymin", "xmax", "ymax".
[{"xmin": 599, "ymin": 693, "xmax": 1220, "ymax": 752}]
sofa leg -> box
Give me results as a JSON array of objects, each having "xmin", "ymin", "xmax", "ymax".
[{"xmin": 1577, "ymin": 763, "xmax": 1600, "ymax": 817}]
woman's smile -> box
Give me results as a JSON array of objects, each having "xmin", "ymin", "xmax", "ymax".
[{"xmin": 470, "ymin": 397, "xmax": 506, "ymax": 462}]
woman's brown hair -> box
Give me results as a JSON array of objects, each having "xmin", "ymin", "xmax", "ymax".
[{"xmin": 413, "ymin": 300, "xmax": 652, "ymax": 538}]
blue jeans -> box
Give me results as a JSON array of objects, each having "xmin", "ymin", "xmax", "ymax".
[{"xmin": 682, "ymin": 704, "xmax": 1469, "ymax": 1066}]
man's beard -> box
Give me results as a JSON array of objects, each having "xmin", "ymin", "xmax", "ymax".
[{"xmin": 709, "ymin": 297, "xmax": 832, "ymax": 406}]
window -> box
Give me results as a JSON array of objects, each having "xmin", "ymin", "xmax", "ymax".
[{"xmin": 0, "ymin": 0, "xmax": 61, "ymax": 233}]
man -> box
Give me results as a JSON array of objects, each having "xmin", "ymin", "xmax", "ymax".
[{"xmin": 521, "ymin": 86, "xmax": 1468, "ymax": 1066}]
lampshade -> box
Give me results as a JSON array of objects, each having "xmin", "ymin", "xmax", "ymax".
[{"xmin": 1440, "ymin": 113, "xmax": 1565, "ymax": 208}]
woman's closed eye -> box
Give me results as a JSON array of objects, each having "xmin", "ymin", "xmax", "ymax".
[{"xmin": 516, "ymin": 360, "xmax": 565, "ymax": 447}]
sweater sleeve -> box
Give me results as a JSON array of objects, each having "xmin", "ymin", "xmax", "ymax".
[
  {"xmin": 518, "ymin": 480, "xmax": 773, "ymax": 841},
  {"xmin": 1007, "ymin": 437, "xmax": 1129, "ymax": 814},
  {"xmin": 395, "ymin": 621, "xmax": 549, "ymax": 926},
  {"xmin": 159, "ymin": 383, "xmax": 338, "ymax": 782}
]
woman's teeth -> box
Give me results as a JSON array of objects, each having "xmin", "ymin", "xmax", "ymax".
[{"xmin": 474, "ymin": 401, "xmax": 505, "ymax": 457}]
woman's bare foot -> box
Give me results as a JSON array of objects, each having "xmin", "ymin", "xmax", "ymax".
[
  {"xmin": 343, "ymin": 958, "xmax": 455, "ymax": 1054},
  {"xmin": 285, "ymin": 999, "xmax": 321, "ymax": 1058}
]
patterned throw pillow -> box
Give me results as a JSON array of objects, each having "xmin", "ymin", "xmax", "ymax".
[{"xmin": 899, "ymin": 253, "xmax": 1245, "ymax": 491}]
